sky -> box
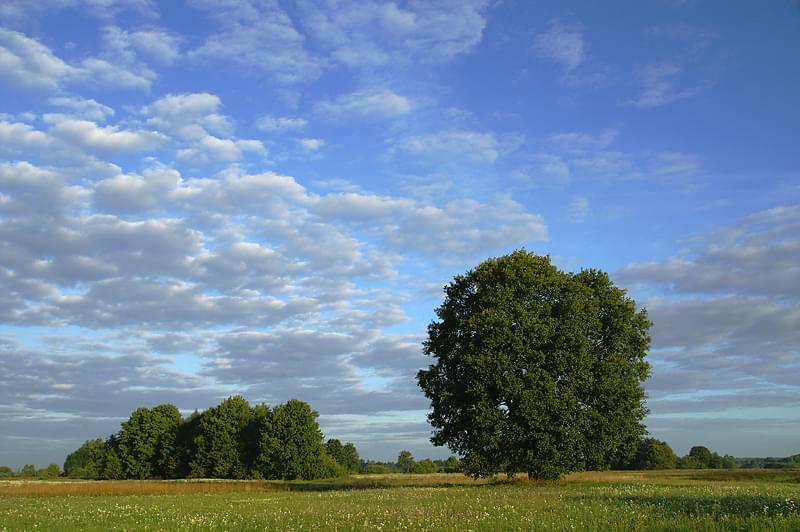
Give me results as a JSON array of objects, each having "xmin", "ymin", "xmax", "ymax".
[{"xmin": 0, "ymin": 0, "xmax": 798, "ymax": 469}]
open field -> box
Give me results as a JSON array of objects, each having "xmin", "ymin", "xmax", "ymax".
[{"xmin": 1, "ymin": 470, "xmax": 798, "ymax": 530}]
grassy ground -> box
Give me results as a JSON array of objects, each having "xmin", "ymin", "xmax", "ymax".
[{"xmin": 1, "ymin": 469, "xmax": 798, "ymax": 530}]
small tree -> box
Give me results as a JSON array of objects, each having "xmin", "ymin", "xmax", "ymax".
[
  {"xmin": 418, "ymin": 250, "xmax": 651, "ymax": 479},
  {"xmin": 626, "ymin": 438, "xmax": 677, "ymax": 470},
  {"xmin": 397, "ymin": 450, "xmax": 415, "ymax": 473}
]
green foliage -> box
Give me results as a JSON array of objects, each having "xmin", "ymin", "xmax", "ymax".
[
  {"xmin": 191, "ymin": 396, "xmax": 254, "ymax": 479},
  {"xmin": 257, "ymin": 399, "xmax": 325, "ymax": 480},
  {"xmin": 397, "ymin": 450, "xmax": 415, "ymax": 473},
  {"xmin": 621, "ymin": 438, "xmax": 678, "ymax": 470},
  {"xmin": 64, "ymin": 396, "xmax": 358, "ymax": 481},
  {"xmin": 101, "ymin": 444, "xmax": 125, "ymax": 480},
  {"xmin": 325, "ymin": 439, "xmax": 361, "ymax": 473},
  {"xmin": 39, "ymin": 464, "xmax": 61, "ymax": 479},
  {"xmin": 64, "ymin": 438, "xmax": 108, "ymax": 478},
  {"xmin": 362, "ymin": 462, "xmax": 392, "ymax": 474},
  {"xmin": 678, "ymin": 445, "xmax": 738, "ymax": 470},
  {"xmin": 418, "ymin": 250, "xmax": 651, "ymax": 480},
  {"xmin": 413, "ymin": 459, "xmax": 439, "ymax": 474},
  {"xmin": 3, "ymin": 471, "xmax": 799, "ymax": 530},
  {"xmin": 0, "ymin": 466, "xmax": 13, "ymax": 478},
  {"xmin": 117, "ymin": 404, "xmax": 182, "ymax": 479}
]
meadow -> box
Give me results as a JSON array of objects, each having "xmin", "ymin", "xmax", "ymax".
[{"xmin": 1, "ymin": 469, "xmax": 798, "ymax": 531}]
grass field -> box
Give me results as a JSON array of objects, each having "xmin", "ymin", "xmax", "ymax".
[{"xmin": 1, "ymin": 469, "xmax": 798, "ymax": 530}]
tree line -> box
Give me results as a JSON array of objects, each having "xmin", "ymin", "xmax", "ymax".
[
  {"xmin": 614, "ymin": 438, "xmax": 738, "ymax": 470},
  {"xmin": 63, "ymin": 396, "xmax": 360, "ymax": 480}
]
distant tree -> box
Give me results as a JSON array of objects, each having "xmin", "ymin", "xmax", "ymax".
[
  {"xmin": 677, "ymin": 455, "xmax": 704, "ymax": 469},
  {"xmin": 39, "ymin": 464, "xmax": 60, "ymax": 479},
  {"xmin": 397, "ymin": 450, "xmax": 415, "ymax": 473},
  {"xmin": 439, "ymin": 456, "xmax": 462, "ymax": 473},
  {"xmin": 257, "ymin": 399, "xmax": 325, "ymax": 480},
  {"xmin": 0, "ymin": 466, "xmax": 13, "ymax": 478},
  {"xmin": 64, "ymin": 438, "xmax": 108, "ymax": 478},
  {"xmin": 688, "ymin": 446, "xmax": 713, "ymax": 467},
  {"xmin": 191, "ymin": 396, "xmax": 253, "ymax": 479},
  {"xmin": 721, "ymin": 454, "xmax": 738, "ymax": 469},
  {"xmin": 624, "ymin": 438, "xmax": 678, "ymax": 470},
  {"xmin": 417, "ymin": 251, "xmax": 651, "ymax": 480},
  {"xmin": 18, "ymin": 464, "xmax": 36, "ymax": 477},
  {"xmin": 413, "ymin": 459, "xmax": 439, "ymax": 474},
  {"xmin": 325, "ymin": 439, "xmax": 360, "ymax": 473},
  {"xmin": 362, "ymin": 461, "xmax": 391, "ymax": 474},
  {"xmin": 339, "ymin": 443, "xmax": 360, "ymax": 473}
]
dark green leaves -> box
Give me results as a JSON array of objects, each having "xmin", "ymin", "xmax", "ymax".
[{"xmin": 418, "ymin": 250, "xmax": 652, "ymax": 480}]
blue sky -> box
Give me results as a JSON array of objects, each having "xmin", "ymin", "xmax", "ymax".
[{"xmin": 1, "ymin": 0, "xmax": 798, "ymax": 468}]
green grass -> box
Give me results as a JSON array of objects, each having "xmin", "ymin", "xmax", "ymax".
[{"xmin": 1, "ymin": 470, "xmax": 798, "ymax": 530}]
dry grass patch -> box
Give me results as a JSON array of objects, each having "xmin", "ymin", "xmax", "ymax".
[{"xmin": 0, "ymin": 479, "xmax": 288, "ymax": 497}]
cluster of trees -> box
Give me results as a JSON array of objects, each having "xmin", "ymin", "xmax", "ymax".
[
  {"xmin": 0, "ymin": 464, "xmax": 61, "ymax": 479},
  {"xmin": 360, "ymin": 452, "xmax": 462, "ymax": 474},
  {"xmin": 738, "ymin": 454, "xmax": 800, "ymax": 469},
  {"xmin": 615, "ymin": 439, "xmax": 737, "ymax": 470},
  {"xmin": 64, "ymin": 396, "xmax": 359, "ymax": 480},
  {"xmin": 418, "ymin": 251, "xmax": 652, "ymax": 480}
]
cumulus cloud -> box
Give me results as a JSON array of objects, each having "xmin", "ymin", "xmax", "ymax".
[
  {"xmin": 143, "ymin": 92, "xmax": 233, "ymax": 139},
  {"xmin": 0, "ymin": 28, "xmax": 156, "ymax": 92},
  {"xmin": 0, "ymin": 28, "xmax": 79, "ymax": 90},
  {"xmin": 45, "ymin": 115, "xmax": 166, "ymax": 154},
  {"xmin": 47, "ymin": 96, "xmax": 115, "ymax": 122}
]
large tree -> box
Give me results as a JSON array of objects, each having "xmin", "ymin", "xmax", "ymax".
[{"xmin": 417, "ymin": 250, "xmax": 651, "ymax": 480}]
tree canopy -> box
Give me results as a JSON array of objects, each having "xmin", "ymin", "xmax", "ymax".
[{"xmin": 417, "ymin": 250, "xmax": 652, "ymax": 479}]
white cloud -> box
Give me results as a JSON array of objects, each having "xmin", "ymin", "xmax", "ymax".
[
  {"xmin": 0, "ymin": 29, "xmax": 78, "ymax": 90},
  {"xmin": 45, "ymin": 116, "xmax": 165, "ymax": 153},
  {"xmin": 534, "ymin": 21, "xmax": 584, "ymax": 71},
  {"xmin": 255, "ymin": 115, "xmax": 308, "ymax": 132},
  {"xmin": 539, "ymin": 127, "xmax": 700, "ymax": 184},
  {"xmin": 616, "ymin": 206, "xmax": 800, "ymax": 436},
  {"xmin": 0, "ymin": 29, "xmax": 156, "ymax": 92},
  {"xmin": 76, "ymin": 57, "xmax": 155, "ymax": 90},
  {"xmin": 47, "ymin": 97, "xmax": 115, "ymax": 122},
  {"xmin": 188, "ymin": 0, "xmax": 324, "ymax": 84},
  {"xmin": 144, "ymin": 92, "xmax": 232, "ymax": 139},
  {"xmin": 102, "ymin": 25, "xmax": 182, "ymax": 64},
  {"xmin": 316, "ymin": 89, "xmax": 412, "ymax": 120},
  {"xmin": 298, "ymin": 138, "xmax": 325, "ymax": 152},
  {"xmin": 297, "ymin": 0, "xmax": 490, "ymax": 66}
]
